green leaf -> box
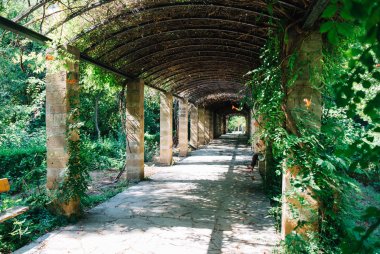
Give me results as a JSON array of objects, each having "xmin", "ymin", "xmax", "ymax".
[
  {"xmin": 362, "ymin": 80, "xmax": 371, "ymax": 89},
  {"xmin": 322, "ymin": 4, "xmax": 337, "ymax": 18},
  {"xmin": 356, "ymin": 91, "xmax": 365, "ymax": 98},
  {"xmin": 327, "ymin": 27, "xmax": 339, "ymax": 44},
  {"xmin": 362, "ymin": 206, "xmax": 380, "ymax": 219},
  {"xmin": 348, "ymin": 48, "xmax": 362, "ymax": 57},
  {"xmin": 373, "ymin": 72, "xmax": 380, "ymax": 81},
  {"xmin": 336, "ymin": 23, "xmax": 353, "ymax": 37},
  {"xmin": 320, "ymin": 21, "xmax": 334, "ymax": 33}
]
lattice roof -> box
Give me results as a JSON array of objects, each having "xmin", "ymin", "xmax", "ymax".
[{"xmin": 16, "ymin": 0, "xmax": 314, "ymax": 105}]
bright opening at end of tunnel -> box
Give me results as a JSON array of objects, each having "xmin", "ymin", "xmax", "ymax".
[{"xmin": 227, "ymin": 115, "xmax": 247, "ymax": 134}]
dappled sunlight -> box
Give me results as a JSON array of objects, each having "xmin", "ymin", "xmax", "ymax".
[{"xmin": 15, "ymin": 134, "xmax": 278, "ymax": 254}]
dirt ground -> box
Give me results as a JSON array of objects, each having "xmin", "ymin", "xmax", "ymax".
[{"xmin": 86, "ymin": 164, "xmax": 160, "ymax": 194}]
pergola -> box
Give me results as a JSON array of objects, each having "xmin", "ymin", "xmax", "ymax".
[{"xmin": 0, "ymin": 0, "xmax": 327, "ymax": 240}]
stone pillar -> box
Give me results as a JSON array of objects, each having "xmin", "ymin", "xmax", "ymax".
[
  {"xmin": 222, "ymin": 115, "xmax": 226, "ymax": 134},
  {"xmin": 210, "ymin": 111, "xmax": 214, "ymax": 140},
  {"xmin": 214, "ymin": 113, "xmax": 220, "ymax": 138},
  {"xmin": 198, "ymin": 107, "xmax": 205, "ymax": 145},
  {"xmin": 204, "ymin": 110, "xmax": 210, "ymax": 144},
  {"xmin": 245, "ymin": 114, "xmax": 250, "ymax": 135},
  {"xmin": 178, "ymin": 99, "xmax": 189, "ymax": 157},
  {"xmin": 125, "ymin": 79, "xmax": 145, "ymax": 181},
  {"xmin": 281, "ymin": 30, "xmax": 322, "ymax": 239},
  {"xmin": 46, "ymin": 45, "xmax": 80, "ymax": 216},
  {"xmin": 160, "ymin": 92, "xmax": 173, "ymax": 165},
  {"xmin": 223, "ymin": 115, "xmax": 227, "ymax": 134},
  {"xmin": 190, "ymin": 106, "xmax": 198, "ymax": 149}
]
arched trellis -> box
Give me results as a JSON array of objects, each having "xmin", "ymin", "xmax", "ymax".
[
  {"xmin": 151, "ymin": 68, "xmax": 250, "ymax": 89},
  {"xmin": 104, "ymin": 37, "xmax": 262, "ymax": 63},
  {"xmin": 14, "ymin": 0, "xmax": 311, "ymax": 105}
]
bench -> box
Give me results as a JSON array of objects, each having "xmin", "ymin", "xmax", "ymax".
[{"xmin": 0, "ymin": 178, "xmax": 29, "ymax": 223}]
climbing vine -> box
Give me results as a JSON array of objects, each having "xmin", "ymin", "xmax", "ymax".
[
  {"xmin": 246, "ymin": 5, "xmax": 380, "ymax": 250},
  {"xmin": 46, "ymin": 46, "xmax": 89, "ymax": 211}
]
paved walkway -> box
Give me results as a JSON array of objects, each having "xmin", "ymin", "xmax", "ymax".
[{"xmin": 16, "ymin": 134, "xmax": 279, "ymax": 254}]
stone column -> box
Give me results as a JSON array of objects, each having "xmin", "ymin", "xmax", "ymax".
[
  {"xmin": 198, "ymin": 107, "xmax": 205, "ymax": 146},
  {"xmin": 210, "ymin": 111, "xmax": 214, "ymax": 140},
  {"xmin": 245, "ymin": 114, "xmax": 250, "ymax": 135},
  {"xmin": 125, "ymin": 79, "xmax": 145, "ymax": 181},
  {"xmin": 178, "ymin": 99, "xmax": 189, "ymax": 157},
  {"xmin": 214, "ymin": 113, "xmax": 220, "ymax": 138},
  {"xmin": 204, "ymin": 110, "xmax": 210, "ymax": 144},
  {"xmin": 281, "ymin": 30, "xmax": 322, "ymax": 239},
  {"xmin": 160, "ymin": 92, "xmax": 173, "ymax": 165},
  {"xmin": 223, "ymin": 115, "xmax": 227, "ymax": 134},
  {"xmin": 46, "ymin": 45, "xmax": 80, "ymax": 216},
  {"xmin": 190, "ymin": 106, "xmax": 199, "ymax": 149}
]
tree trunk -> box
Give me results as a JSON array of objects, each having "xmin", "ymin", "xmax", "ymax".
[{"xmin": 95, "ymin": 96, "xmax": 101, "ymax": 140}]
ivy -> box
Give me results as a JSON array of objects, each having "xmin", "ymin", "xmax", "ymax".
[{"xmin": 246, "ymin": 20, "xmax": 379, "ymax": 252}]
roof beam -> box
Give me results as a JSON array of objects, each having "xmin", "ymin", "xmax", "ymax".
[
  {"xmin": 302, "ymin": 0, "xmax": 329, "ymax": 29},
  {"xmin": 0, "ymin": 15, "xmax": 185, "ymax": 100}
]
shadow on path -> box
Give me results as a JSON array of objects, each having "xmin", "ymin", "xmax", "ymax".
[{"xmin": 16, "ymin": 134, "xmax": 279, "ymax": 254}]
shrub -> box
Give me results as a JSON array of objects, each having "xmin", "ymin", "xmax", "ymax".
[
  {"xmin": 0, "ymin": 146, "xmax": 46, "ymax": 193},
  {"xmin": 80, "ymin": 135, "xmax": 125, "ymax": 171},
  {"xmin": 144, "ymin": 132, "xmax": 159, "ymax": 162}
]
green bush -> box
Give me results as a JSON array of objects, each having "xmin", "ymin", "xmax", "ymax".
[
  {"xmin": 0, "ymin": 146, "xmax": 46, "ymax": 193},
  {"xmin": 0, "ymin": 200, "xmax": 68, "ymax": 253},
  {"xmin": 144, "ymin": 132, "xmax": 159, "ymax": 162},
  {"xmin": 80, "ymin": 135, "xmax": 125, "ymax": 171}
]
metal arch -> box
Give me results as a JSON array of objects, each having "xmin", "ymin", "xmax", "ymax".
[
  {"xmin": 103, "ymin": 37, "xmax": 263, "ymax": 63},
  {"xmin": 107, "ymin": 43, "xmax": 260, "ymax": 67},
  {"xmin": 149, "ymin": 65, "xmax": 250, "ymax": 85},
  {"xmin": 3, "ymin": 0, "xmax": 325, "ymax": 105},
  {"xmin": 174, "ymin": 79, "xmax": 245, "ymax": 94},
  {"xmin": 185, "ymin": 87, "xmax": 243, "ymax": 100},
  {"xmin": 100, "ymin": 29, "xmax": 266, "ymax": 63},
  {"xmin": 93, "ymin": 16, "xmax": 269, "ymax": 59},
  {"xmin": 22, "ymin": 0, "xmax": 304, "ymax": 35},
  {"xmin": 143, "ymin": 62, "xmax": 252, "ymax": 83},
  {"xmin": 152, "ymin": 69, "xmax": 249, "ymax": 89},
  {"xmin": 197, "ymin": 94, "xmax": 245, "ymax": 106},
  {"xmin": 188, "ymin": 87, "xmax": 244, "ymax": 102},
  {"xmin": 144, "ymin": 60, "xmax": 253, "ymax": 82},
  {"xmin": 72, "ymin": 2, "xmax": 281, "ymax": 44},
  {"xmin": 123, "ymin": 49, "xmax": 256, "ymax": 70},
  {"xmin": 84, "ymin": 26, "xmax": 268, "ymax": 57},
  {"xmin": 138, "ymin": 56, "xmax": 254, "ymax": 78},
  {"xmin": 0, "ymin": 16, "xmax": 190, "ymax": 100},
  {"xmin": 151, "ymin": 64, "xmax": 249, "ymax": 82},
  {"xmin": 174, "ymin": 78, "xmax": 245, "ymax": 91},
  {"xmin": 167, "ymin": 73, "xmax": 246, "ymax": 90}
]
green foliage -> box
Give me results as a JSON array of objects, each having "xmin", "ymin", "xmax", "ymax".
[
  {"xmin": 144, "ymin": 132, "xmax": 159, "ymax": 162},
  {"xmin": 247, "ymin": 20, "xmax": 379, "ymax": 252},
  {"xmin": 80, "ymin": 64, "xmax": 122, "ymax": 139},
  {"xmin": 80, "ymin": 135, "xmax": 125, "ymax": 171},
  {"xmin": 227, "ymin": 115, "xmax": 246, "ymax": 132},
  {"xmin": 320, "ymin": 0, "xmax": 380, "ymax": 135},
  {"xmin": 0, "ymin": 205, "xmax": 68, "ymax": 253},
  {"xmin": 144, "ymin": 88, "xmax": 160, "ymax": 135},
  {"xmin": 0, "ymin": 146, "xmax": 46, "ymax": 193}
]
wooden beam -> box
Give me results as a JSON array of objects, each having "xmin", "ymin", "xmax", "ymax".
[
  {"xmin": 302, "ymin": 0, "xmax": 330, "ymax": 30},
  {"xmin": 0, "ymin": 16, "xmax": 185, "ymax": 100},
  {"xmin": 0, "ymin": 206, "xmax": 29, "ymax": 223}
]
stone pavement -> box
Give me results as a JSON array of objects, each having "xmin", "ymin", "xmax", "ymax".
[{"xmin": 16, "ymin": 134, "xmax": 279, "ymax": 254}]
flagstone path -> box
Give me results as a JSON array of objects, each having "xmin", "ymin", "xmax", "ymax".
[{"xmin": 16, "ymin": 134, "xmax": 279, "ymax": 254}]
